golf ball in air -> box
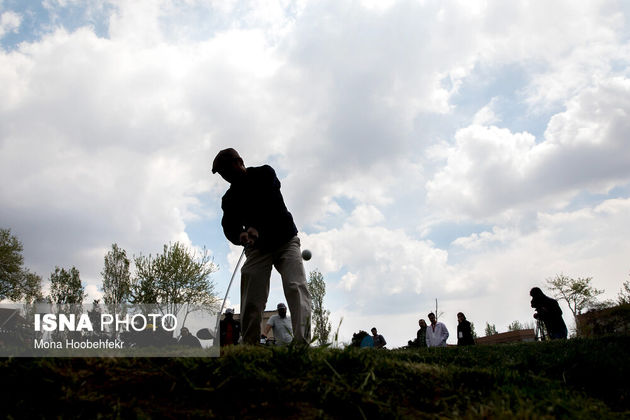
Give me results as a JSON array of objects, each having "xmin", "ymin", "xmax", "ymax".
[{"xmin": 301, "ymin": 249, "xmax": 312, "ymax": 261}]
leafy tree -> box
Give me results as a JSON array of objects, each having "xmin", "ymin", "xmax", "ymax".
[
  {"xmin": 586, "ymin": 299, "xmax": 616, "ymax": 311},
  {"xmin": 546, "ymin": 274, "xmax": 604, "ymax": 322},
  {"xmin": 49, "ymin": 266, "xmax": 85, "ymax": 304},
  {"xmin": 0, "ymin": 228, "xmax": 23, "ymax": 299},
  {"xmin": 131, "ymin": 262, "xmax": 160, "ymax": 304},
  {"xmin": 506, "ymin": 321, "xmax": 536, "ymax": 332},
  {"xmin": 0, "ymin": 228, "xmax": 43, "ymax": 301},
  {"xmin": 307, "ymin": 269, "xmax": 331, "ymax": 345},
  {"xmin": 470, "ymin": 322, "xmax": 478, "ymax": 339},
  {"xmin": 618, "ymin": 280, "xmax": 630, "ymax": 305},
  {"xmin": 507, "ymin": 320, "xmax": 536, "ymax": 332},
  {"xmin": 101, "ymin": 244, "xmax": 132, "ymax": 337},
  {"xmin": 48, "ymin": 266, "xmax": 85, "ymax": 341},
  {"xmin": 22, "ymin": 271, "xmax": 44, "ymax": 303},
  {"xmin": 484, "ymin": 322, "xmax": 498, "ymax": 336},
  {"xmin": 131, "ymin": 242, "xmax": 219, "ymax": 328},
  {"xmin": 101, "ymin": 243, "xmax": 132, "ymax": 306},
  {"xmin": 507, "ymin": 320, "xmax": 524, "ymax": 332}
]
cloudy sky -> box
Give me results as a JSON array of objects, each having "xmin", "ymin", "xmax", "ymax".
[{"xmin": 2, "ymin": 0, "xmax": 629, "ymax": 347}]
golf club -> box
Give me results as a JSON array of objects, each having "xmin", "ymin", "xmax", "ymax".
[{"xmin": 213, "ymin": 246, "xmax": 247, "ymax": 345}]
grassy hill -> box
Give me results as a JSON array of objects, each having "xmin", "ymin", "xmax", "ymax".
[{"xmin": 2, "ymin": 336, "xmax": 628, "ymax": 419}]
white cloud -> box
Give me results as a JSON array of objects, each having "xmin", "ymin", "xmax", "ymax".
[
  {"xmin": 0, "ymin": 21, "xmax": 284, "ymax": 289},
  {"xmin": 301, "ymin": 222, "xmax": 455, "ymax": 310},
  {"xmin": 426, "ymin": 125, "xmax": 540, "ymax": 219},
  {"xmin": 452, "ymin": 226, "xmax": 514, "ymax": 250},
  {"xmin": 85, "ymin": 283, "xmax": 103, "ymax": 302},
  {"xmin": 472, "ymin": 98, "xmax": 500, "ymax": 126},
  {"xmin": 107, "ymin": 0, "xmax": 165, "ymax": 46},
  {"xmin": 427, "ymin": 77, "xmax": 630, "ymax": 220},
  {"xmin": 350, "ymin": 205, "xmax": 385, "ymax": 226},
  {"xmin": 0, "ymin": 11, "xmax": 21, "ymax": 38},
  {"xmin": 339, "ymin": 272, "xmax": 357, "ymax": 292}
]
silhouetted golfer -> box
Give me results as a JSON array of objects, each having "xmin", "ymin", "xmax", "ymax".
[{"xmin": 212, "ymin": 148, "xmax": 312, "ymax": 345}]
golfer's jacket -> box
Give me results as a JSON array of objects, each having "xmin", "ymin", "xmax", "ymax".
[{"xmin": 221, "ymin": 165, "xmax": 298, "ymax": 252}]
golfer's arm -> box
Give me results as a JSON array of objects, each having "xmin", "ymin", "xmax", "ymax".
[{"xmin": 221, "ymin": 212, "xmax": 245, "ymax": 246}]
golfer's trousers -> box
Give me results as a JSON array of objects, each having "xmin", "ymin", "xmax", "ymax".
[{"xmin": 240, "ymin": 236, "xmax": 312, "ymax": 345}]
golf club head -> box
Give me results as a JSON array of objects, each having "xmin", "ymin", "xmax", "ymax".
[{"xmin": 196, "ymin": 328, "xmax": 214, "ymax": 340}]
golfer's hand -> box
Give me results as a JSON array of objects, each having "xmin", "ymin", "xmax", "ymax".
[{"xmin": 240, "ymin": 227, "xmax": 259, "ymax": 247}]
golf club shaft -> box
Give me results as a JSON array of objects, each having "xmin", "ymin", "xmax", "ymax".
[{"xmin": 214, "ymin": 246, "xmax": 247, "ymax": 344}]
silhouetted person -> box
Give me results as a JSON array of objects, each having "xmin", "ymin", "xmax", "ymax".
[
  {"xmin": 408, "ymin": 319, "xmax": 427, "ymax": 348},
  {"xmin": 219, "ymin": 308, "xmax": 241, "ymax": 346},
  {"xmin": 530, "ymin": 287, "xmax": 568, "ymax": 339},
  {"xmin": 457, "ymin": 312, "xmax": 475, "ymax": 346},
  {"xmin": 351, "ymin": 330, "xmax": 371, "ymax": 347},
  {"xmin": 371, "ymin": 327, "xmax": 386, "ymax": 349},
  {"xmin": 178, "ymin": 327, "xmax": 202, "ymax": 348},
  {"xmin": 212, "ymin": 148, "xmax": 312, "ymax": 345}
]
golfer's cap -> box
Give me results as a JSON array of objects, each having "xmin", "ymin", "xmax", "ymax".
[
  {"xmin": 277, "ymin": 303, "xmax": 287, "ymax": 309},
  {"xmin": 225, "ymin": 308, "xmax": 234, "ymax": 314},
  {"xmin": 212, "ymin": 148, "xmax": 241, "ymax": 173}
]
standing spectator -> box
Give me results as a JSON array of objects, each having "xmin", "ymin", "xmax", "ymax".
[
  {"xmin": 426, "ymin": 312, "xmax": 449, "ymax": 347},
  {"xmin": 371, "ymin": 327, "xmax": 387, "ymax": 349},
  {"xmin": 219, "ymin": 308, "xmax": 241, "ymax": 347},
  {"xmin": 263, "ymin": 303, "xmax": 293, "ymax": 346},
  {"xmin": 457, "ymin": 312, "xmax": 475, "ymax": 346},
  {"xmin": 408, "ymin": 319, "xmax": 428, "ymax": 348},
  {"xmin": 530, "ymin": 287, "xmax": 568, "ymax": 339}
]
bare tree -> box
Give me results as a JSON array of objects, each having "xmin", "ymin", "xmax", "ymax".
[{"xmin": 431, "ymin": 298, "xmax": 445, "ymax": 321}]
